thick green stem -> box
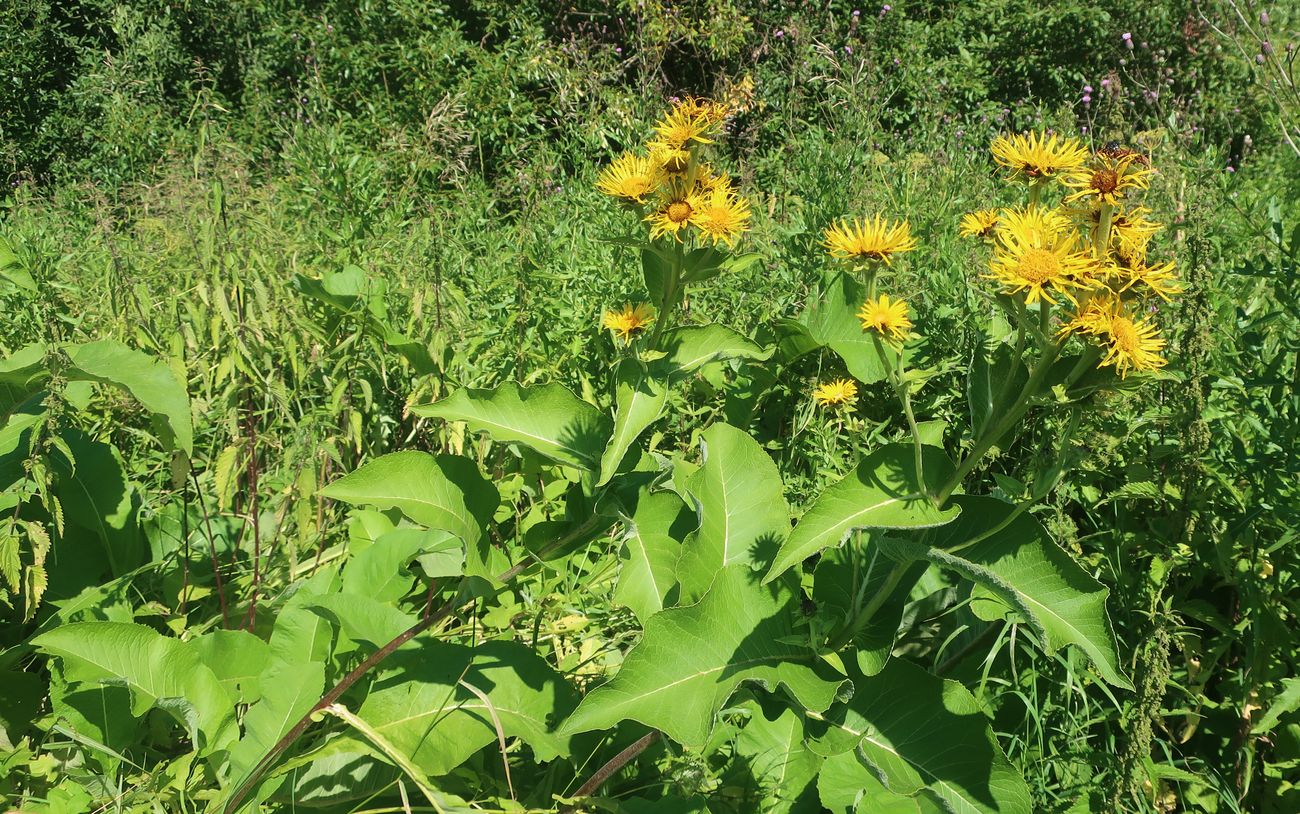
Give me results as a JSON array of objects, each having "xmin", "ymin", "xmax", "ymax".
[
  {"xmin": 1095, "ymin": 201, "xmax": 1115, "ymax": 260},
  {"xmin": 876, "ymin": 336, "xmax": 926, "ymax": 498},
  {"xmin": 827, "ymin": 560, "xmax": 908, "ymax": 652},
  {"xmin": 648, "ymin": 242, "xmax": 685, "ymax": 348}
]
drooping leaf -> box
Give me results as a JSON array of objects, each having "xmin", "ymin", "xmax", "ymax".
[
  {"xmin": 811, "ymin": 658, "xmax": 1032, "ymax": 814},
  {"xmin": 33, "ymin": 621, "xmax": 237, "ymax": 754},
  {"xmin": 560, "ymin": 565, "xmax": 849, "ymax": 749},
  {"xmin": 599, "ymin": 359, "xmax": 669, "ymax": 486},
  {"xmin": 342, "ymin": 527, "xmax": 462, "ymax": 602},
  {"xmin": 413, "ymin": 382, "xmax": 611, "ymax": 472},
  {"xmin": 614, "ymin": 488, "xmax": 695, "ymax": 622},
  {"xmin": 659, "ymin": 324, "xmax": 772, "ymax": 377},
  {"xmin": 766, "ymin": 444, "xmax": 959, "ymax": 583},
  {"xmin": 49, "ymin": 429, "xmax": 144, "ymax": 583},
  {"xmin": 66, "ymin": 339, "xmax": 193, "ymax": 455},
  {"xmin": 350, "ymin": 640, "xmax": 580, "ymax": 775},
  {"xmin": 320, "ymin": 451, "xmax": 498, "ymax": 579},
  {"xmin": 0, "ymin": 343, "xmax": 47, "ymax": 416},
  {"xmin": 0, "ymin": 235, "xmax": 37, "ymax": 293},
  {"xmin": 886, "ymin": 496, "xmax": 1131, "ymax": 690},
  {"xmin": 819, "ymin": 749, "xmax": 945, "ymax": 814},
  {"xmin": 676, "ymin": 423, "xmax": 790, "ymax": 601}
]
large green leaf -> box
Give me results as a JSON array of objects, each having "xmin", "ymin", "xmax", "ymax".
[
  {"xmin": 802, "ymin": 272, "xmax": 892, "ymax": 384},
  {"xmin": 813, "ymin": 543, "xmax": 927, "ymax": 676},
  {"xmin": 811, "ymin": 658, "xmax": 1032, "ymax": 814},
  {"xmin": 225, "ymin": 661, "xmax": 327, "ymax": 800},
  {"xmin": 191, "ymin": 629, "xmax": 270, "ymax": 704},
  {"xmin": 33, "ymin": 622, "xmax": 236, "ymax": 754},
  {"xmin": 320, "ymin": 451, "xmax": 498, "ymax": 579},
  {"xmin": 886, "ymin": 496, "xmax": 1131, "ymax": 689},
  {"xmin": 348, "ymin": 640, "xmax": 579, "ymax": 775},
  {"xmin": 614, "ymin": 488, "xmax": 695, "ymax": 623},
  {"xmin": 819, "ymin": 750, "xmax": 945, "ymax": 814},
  {"xmin": 732, "ymin": 701, "xmax": 823, "ymax": 813},
  {"xmin": 766, "ymin": 444, "xmax": 959, "ymax": 583},
  {"xmin": 599, "ymin": 359, "xmax": 669, "ymax": 486},
  {"xmin": 66, "ymin": 339, "xmax": 193, "ymax": 455},
  {"xmin": 49, "ymin": 429, "xmax": 144, "ymax": 582},
  {"xmin": 659, "ymin": 324, "xmax": 771, "ymax": 376},
  {"xmin": 676, "ymin": 424, "xmax": 790, "ymax": 601},
  {"xmin": 0, "ymin": 343, "xmax": 47, "ymax": 416},
  {"xmin": 342, "ymin": 527, "xmax": 462, "ymax": 602},
  {"xmin": 413, "ymin": 382, "xmax": 611, "ymax": 472},
  {"xmin": 559, "ymin": 565, "xmax": 848, "ymax": 749}
]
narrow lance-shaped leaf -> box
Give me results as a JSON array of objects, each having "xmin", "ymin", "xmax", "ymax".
[
  {"xmin": 676, "ymin": 423, "xmax": 790, "ymax": 601},
  {"xmin": 766, "ymin": 444, "xmax": 959, "ymax": 583},
  {"xmin": 599, "ymin": 359, "xmax": 669, "ymax": 485},
  {"xmin": 560, "ymin": 565, "xmax": 849, "ymax": 749},
  {"xmin": 882, "ymin": 496, "xmax": 1131, "ymax": 690},
  {"xmin": 810, "ymin": 658, "xmax": 1032, "ymax": 814},
  {"xmin": 413, "ymin": 382, "xmax": 611, "ymax": 472}
]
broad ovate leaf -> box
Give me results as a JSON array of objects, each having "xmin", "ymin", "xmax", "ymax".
[
  {"xmin": 676, "ymin": 423, "xmax": 790, "ymax": 601},
  {"xmin": 320, "ymin": 451, "xmax": 498, "ymax": 579},
  {"xmin": 599, "ymin": 359, "xmax": 669, "ymax": 486},
  {"xmin": 33, "ymin": 622, "xmax": 236, "ymax": 754},
  {"xmin": 766, "ymin": 444, "xmax": 958, "ymax": 583},
  {"xmin": 413, "ymin": 381, "xmax": 611, "ymax": 472},
  {"xmin": 560, "ymin": 565, "xmax": 848, "ymax": 749},
  {"xmin": 659, "ymin": 324, "xmax": 771, "ymax": 377},
  {"xmin": 66, "ymin": 339, "xmax": 194, "ymax": 455},
  {"xmin": 811, "ymin": 658, "xmax": 1032, "ymax": 814},
  {"xmin": 614, "ymin": 488, "xmax": 695, "ymax": 622}
]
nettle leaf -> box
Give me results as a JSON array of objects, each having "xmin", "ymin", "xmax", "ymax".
[
  {"xmin": 614, "ymin": 488, "xmax": 695, "ymax": 622},
  {"xmin": 676, "ymin": 423, "xmax": 790, "ymax": 601},
  {"xmin": 599, "ymin": 359, "xmax": 669, "ymax": 486},
  {"xmin": 66, "ymin": 339, "xmax": 194, "ymax": 456},
  {"xmin": 766, "ymin": 444, "xmax": 959, "ymax": 583},
  {"xmin": 33, "ymin": 622, "xmax": 236, "ymax": 754},
  {"xmin": 811, "ymin": 658, "xmax": 1032, "ymax": 814},
  {"xmin": 887, "ymin": 496, "xmax": 1131, "ymax": 690},
  {"xmin": 350, "ymin": 639, "xmax": 580, "ymax": 775},
  {"xmin": 320, "ymin": 451, "xmax": 498, "ymax": 579},
  {"xmin": 560, "ymin": 565, "xmax": 849, "ymax": 749},
  {"xmin": 413, "ymin": 382, "xmax": 611, "ymax": 472},
  {"xmin": 732, "ymin": 700, "xmax": 823, "ymax": 813}
]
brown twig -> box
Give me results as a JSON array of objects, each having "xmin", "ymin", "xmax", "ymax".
[{"xmin": 569, "ymin": 730, "xmax": 661, "ymax": 804}]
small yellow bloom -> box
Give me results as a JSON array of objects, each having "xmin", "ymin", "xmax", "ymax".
[
  {"xmin": 1117, "ymin": 258, "xmax": 1183, "ymax": 302},
  {"xmin": 824, "ymin": 216, "xmax": 918, "ymax": 265},
  {"xmin": 959, "ymin": 209, "xmax": 1000, "ymax": 238},
  {"xmin": 1063, "ymin": 155, "xmax": 1154, "ymax": 206},
  {"xmin": 813, "ymin": 378, "xmax": 859, "ymax": 407},
  {"xmin": 987, "ymin": 219, "xmax": 1098, "ymax": 305},
  {"xmin": 674, "ymin": 96, "xmax": 731, "ymax": 126},
  {"xmin": 596, "ymin": 152, "xmax": 665, "ymax": 202},
  {"xmin": 602, "ymin": 303, "xmax": 655, "ymax": 342},
  {"xmin": 990, "ymin": 132, "xmax": 1089, "ymax": 182},
  {"xmin": 1061, "ymin": 296, "xmax": 1166, "ymax": 377},
  {"xmin": 857, "ymin": 294, "xmax": 913, "ymax": 342},
  {"xmin": 1110, "ymin": 208, "xmax": 1162, "ymax": 260},
  {"xmin": 650, "ymin": 104, "xmax": 719, "ymax": 152},
  {"xmin": 649, "ymin": 142, "xmax": 692, "ymax": 175},
  {"xmin": 692, "ymin": 186, "xmax": 752, "ymax": 247}
]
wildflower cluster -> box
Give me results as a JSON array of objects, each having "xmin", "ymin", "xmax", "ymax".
[{"xmin": 971, "ymin": 132, "xmax": 1177, "ymax": 378}]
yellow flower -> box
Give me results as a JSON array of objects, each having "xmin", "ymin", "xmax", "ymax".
[
  {"xmin": 813, "ymin": 378, "xmax": 859, "ymax": 407},
  {"xmin": 1110, "ymin": 208, "xmax": 1162, "ymax": 260},
  {"xmin": 987, "ymin": 218, "xmax": 1097, "ymax": 305},
  {"xmin": 1061, "ymin": 296, "xmax": 1166, "ymax": 377},
  {"xmin": 857, "ymin": 294, "xmax": 913, "ymax": 342},
  {"xmin": 1063, "ymin": 154, "xmax": 1154, "ymax": 206},
  {"xmin": 959, "ymin": 209, "xmax": 1000, "ymax": 238},
  {"xmin": 674, "ymin": 96, "xmax": 730, "ymax": 126},
  {"xmin": 692, "ymin": 186, "xmax": 752, "ymax": 247},
  {"xmin": 996, "ymin": 205, "xmax": 1072, "ymax": 243},
  {"xmin": 649, "ymin": 142, "xmax": 693, "ymax": 175},
  {"xmin": 596, "ymin": 152, "xmax": 664, "ymax": 202},
  {"xmin": 1117, "ymin": 259, "xmax": 1183, "ymax": 302},
  {"xmin": 824, "ymin": 216, "xmax": 918, "ymax": 264},
  {"xmin": 602, "ymin": 303, "xmax": 655, "ymax": 342},
  {"xmin": 990, "ymin": 132, "xmax": 1089, "ymax": 181},
  {"xmin": 649, "ymin": 104, "xmax": 719, "ymax": 152},
  {"xmin": 645, "ymin": 186, "xmax": 704, "ymax": 241}
]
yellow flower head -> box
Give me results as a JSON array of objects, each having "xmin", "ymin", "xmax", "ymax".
[
  {"xmin": 1110, "ymin": 208, "xmax": 1162, "ymax": 261},
  {"xmin": 813, "ymin": 378, "xmax": 859, "ymax": 407},
  {"xmin": 602, "ymin": 303, "xmax": 655, "ymax": 342},
  {"xmin": 1063, "ymin": 154, "xmax": 1154, "ymax": 206},
  {"xmin": 857, "ymin": 294, "xmax": 913, "ymax": 342},
  {"xmin": 596, "ymin": 152, "xmax": 665, "ymax": 202},
  {"xmin": 986, "ymin": 218, "xmax": 1098, "ymax": 305},
  {"xmin": 990, "ymin": 132, "xmax": 1089, "ymax": 182},
  {"xmin": 1117, "ymin": 258, "xmax": 1183, "ymax": 302},
  {"xmin": 649, "ymin": 104, "xmax": 721, "ymax": 152},
  {"xmin": 1061, "ymin": 296, "xmax": 1166, "ymax": 378},
  {"xmin": 824, "ymin": 216, "xmax": 918, "ymax": 265},
  {"xmin": 692, "ymin": 186, "xmax": 752, "ymax": 247},
  {"xmin": 674, "ymin": 96, "xmax": 731, "ymax": 126},
  {"xmin": 649, "ymin": 142, "xmax": 693, "ymax": 175},
  {"xmin": 959, "ymin": 209, "xmax": 1000, "ymax": 238},
  {"xmin": 996, "ymin": 205, "xmax": 1072, "ymax": 244},
  {"xmin": 645, "ymin": 186, "xmax": 704, "ymax": 241}
]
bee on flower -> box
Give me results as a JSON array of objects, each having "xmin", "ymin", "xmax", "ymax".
[
  {"xmin": 824, "ymin": 215, "xmax": 918, "ymax": 265},
  {"xmin": 858, "ymin": 294, "xmax": 913, "ymax": 342},
  {"xmin": 602, "ymin": 303, "xmax": 655, "ymax": 343},
  {"xmin": 812, "ymin": 378, "xmax": 859, "ymax": 407}
]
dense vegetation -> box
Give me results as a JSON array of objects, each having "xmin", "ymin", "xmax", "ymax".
[{"xmin": 1, "ymin": 1, "xmax": 1298, "ymax": 812}]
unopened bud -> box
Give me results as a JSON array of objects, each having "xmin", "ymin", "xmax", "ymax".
[{"xmin": 1259, "ymin": 11, "xmax": 1270, "ymax": 26}]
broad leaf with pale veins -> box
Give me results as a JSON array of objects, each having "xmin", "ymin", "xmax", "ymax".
[{"xmin": 614, "ymin": 488, "xmax": 695, "ymax": 622}]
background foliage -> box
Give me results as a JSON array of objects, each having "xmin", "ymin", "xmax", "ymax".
[{"xmin": 1, "ymin": 0, "xmax": 1299, "ymax": 812}]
